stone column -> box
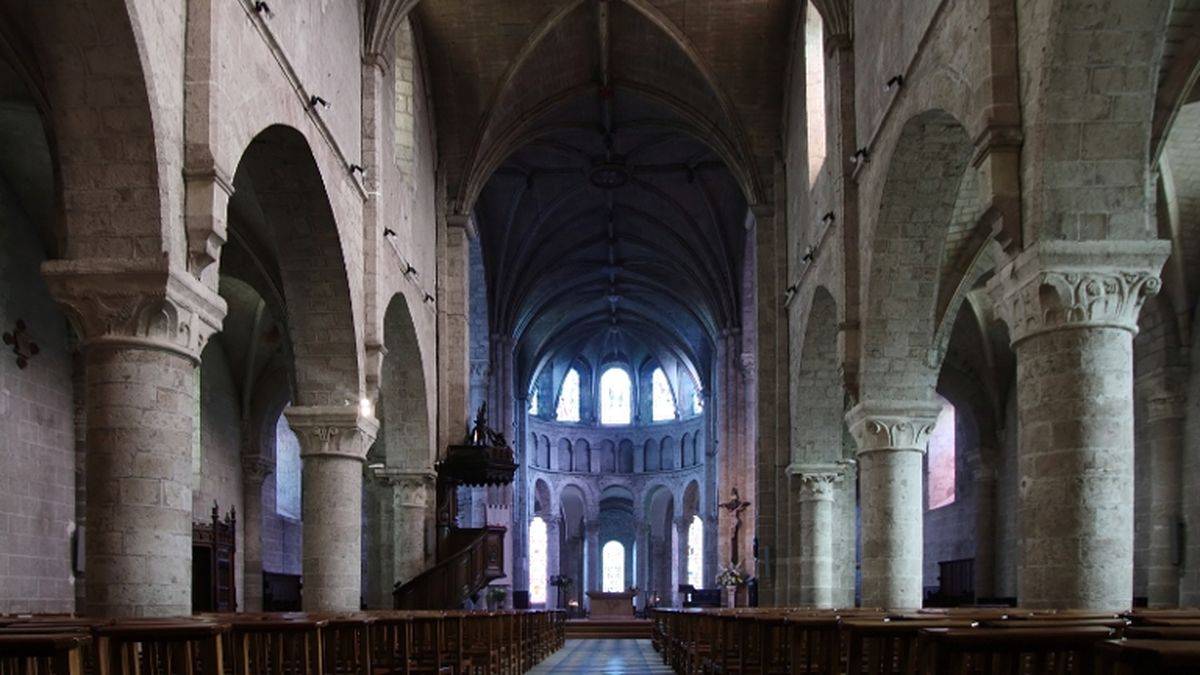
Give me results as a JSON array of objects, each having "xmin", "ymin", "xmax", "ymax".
[
  {"xmin": 286, "ymin": 405, "xmax": 379, "ymax": 612},
  {"xmin": 1145, "ymin": 384, "xmax": 1185, "ymax": 607},
  {"xmin": 545, "ymin": 515, "xmax": 562, "ymax": 609},
  {"xmin": 790, "ymin": 467, "xmax": 842, "ymax": 608},
  {"xmin": 369, "ymin": 467, "xmax": 434, "ymax": 607},
  {"xmin": 988, "ymin": 240, "xmax": 1169, "ymax": 610},
  {"xmin": 242, "ymin": 456, "xmax": 274, "ymax": 612},
  {"xmin": 846, "ymin": 400, "xmax": 942, "ymax": 609},
  {"xmin": 672, "ymin": 516, "xmax": 688, "ymax": 606},
  {"xmin": 585, "ymin": 521, "xmax": 601, "ymax": 595},
  {"xmin": 43, "ymin": 263, "xmax": 225, "ymax": 617},
  {"xmin": 972, "ymin": 466, "xmax": 998, "ymax": 601}
]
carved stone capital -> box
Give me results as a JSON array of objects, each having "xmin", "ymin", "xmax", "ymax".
[
  {"xmin": 41, "ymin": 259, "xmax": 227, "ymax": 362},
  {"xmin": 285, "ymin": 405, "xmax": 380, "ymax": 462},
  {"xmin": 370, "ymin": 467, "xmax": 434, "ymax": 507},
  {"xmin": 987, "ymin": 240, "xmax": 1170, "ymax": 346},
  {"xmin": 846, "ymin": 400, "xmax": 942, "ymax": 455},
  {"xmin": 787, "ymin": 462, "xmax": 847, "ymax": 501},
  {"xmin": 242, "ymin": 456, "xmax": 275, "ymax": 485}
]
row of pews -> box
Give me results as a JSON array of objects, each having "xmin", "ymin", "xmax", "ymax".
[
  {"xmin": 650, "ymin": 607, "xmax": 1200, "ymax": 674},
  {"xmin": 0, "ymin": 609, "xmax": 564, "ymax": 674}
]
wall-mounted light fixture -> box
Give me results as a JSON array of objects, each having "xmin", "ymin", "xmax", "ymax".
[
  {"xmin": 404, "ymin": 263, "xmax": 418, "ymax": 277},
  {"xmin": 850, "ymin": 148, "xmax": 870, "ymax": 165},
  {"xmin": 821, "ymin": 212, "xmax": 835, "ymax": 225},
  {"xmin": 801, "ymin": 246, "xmax": 816, "ymax": 263},
  {"xmin": 423, "ymin": 293, "xmax": 435, "ymax": 304},
  {"xmin": 349, "ymin": 164, "xmax": 365, "ymax": 177},
  {"xmin": 884, "ymin": 75, "xmax": 904, "ymax": 92},
  {"xmin": 308, "ymin": 95, "xmax": 329, "ymax": 110},
  {"xmin": 253, "ymin": 1, "xmax": 272, "ymax": 17},
  {"xmin": 383, "ymin": 228, "xmax": 396, "ymax": 238}
]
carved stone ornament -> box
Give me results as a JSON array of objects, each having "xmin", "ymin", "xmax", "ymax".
[
  {"xmin": 787, "ymin": 463, "xmax": 847, "ymax": 501},
  {"xmin": 41, "ymin": 258, "xmax": 227, "ymax": 363},
  {"xmin": 284, "ymin": 405, "xmax": 380, "ymax": 462},
  {"xmin": 371, "ymin": 467, "xmax": 435, "ymax": 508},
  {"xmin": 241, "ymin": 456, "xmax": 275, "ymax": 484},
  {"xmin": 987, "ymin": 240, "xmax": 1170, "ymax": 346},
  {"xmin": 845, "ymin": 400, "xmax": 943, "ymax": 455}
]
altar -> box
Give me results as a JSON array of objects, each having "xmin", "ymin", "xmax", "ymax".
[{"xmin": 586, "ymin": 591, "xmax": 635, "ymax": 619}]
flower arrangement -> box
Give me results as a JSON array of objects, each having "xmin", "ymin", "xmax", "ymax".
[{"xmin": 716, "ymin": 563, "xmax": 746, "ymax": 588}]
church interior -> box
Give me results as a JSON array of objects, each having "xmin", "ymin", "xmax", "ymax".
[{"xmin": 2, "ymin": 0, "xmax": 1200, "ymax": 672}]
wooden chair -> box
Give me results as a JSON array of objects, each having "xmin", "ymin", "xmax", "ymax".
[
  {"xmin": 918, "ymin": 625, "xmax": 1116, "ymax": 675},
  {"xmin": 1095, "ymin": 638, "xmax": 1200, "ymax": 675},
  {"xmin": 92, "ymin": 620, "xmax": 227, "ymax": 675},
  {"xmin": 228, "ymin": 616, "xmax": 326, "ymax": 675},
  {"xmin": 841, "ymin": 618, "xmax": 977, "ymax": 675},
  {"xmin": 0, "ymin": 633, "xmax": 90, "ymax": 675},
  {"xmin": 321, "ymin": 615, "xmax": 373, "ymax": 675}
]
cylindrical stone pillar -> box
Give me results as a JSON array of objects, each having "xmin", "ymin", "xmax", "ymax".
[
  {"xmin": 673, "ymin": 516, "xmax": 688, "ymax": 606},
  {"xmin": 988, "ymin": 240, "xmax": 1168, "ymax": 610},
  {"xmin": 972, "ymin": 466, "xmax": 997, "ymax": 601},
  {"xmin": 43, "ymin": 265, "xmax": 226, "ymax": 617},
  {"xmin": 546, "ymin": 516, "xmax": 562, "ymax": 609},
  {"xmin": 585, "ymin": 521, "xmax": 601, "ymax": 595},
  {"xmin": 286, "ymin": 405, "xmax": 379, "ymax": 612},
  {"xmin": 795, "ymin": 470, "xmax": 841, "ymax": 608},
  {"xmin": 847, "ymin": 400, "xmax": 942, "ymax": 609},
  {"xmin": 242, "ymin": 457, "xmax": 273, "ymax": 612}
]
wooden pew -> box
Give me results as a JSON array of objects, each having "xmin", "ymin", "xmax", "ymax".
[
  {"xmin": 0, "ymin": 633, "xmax": 90, "ymax": 675},
  {"xmin": 841, "ymin": 618, "xmax": 978, "ymax": 675},
  {"xmin": 227, "ymin": 615, "xmax": 326, "ymax": 675},
  {"xmin": 1095, "ymin": 639, "xmax": 1200, "ymax": 674},
  {"xmin": 918, "ymin": 625, "xmax": 1116, "ymax": 674}
]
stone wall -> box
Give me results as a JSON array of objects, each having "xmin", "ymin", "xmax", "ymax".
[{"xmin": 0, "ymin": 182, "xmax": 75, "ymax": 613}]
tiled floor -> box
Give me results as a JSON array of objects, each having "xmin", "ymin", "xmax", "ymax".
[{"xmin": 528, "ymin": 639, "xmax": 673, "ymax": 673}]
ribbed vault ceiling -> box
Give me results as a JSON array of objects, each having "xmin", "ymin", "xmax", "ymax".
[{"xmin": 413, "ymin": 0, "xmax": 781, "ymax": 387}]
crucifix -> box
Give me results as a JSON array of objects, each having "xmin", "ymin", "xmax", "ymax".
[{"xmin": 718, "ymin": 488, "xmax": 751, "ymax": 565}]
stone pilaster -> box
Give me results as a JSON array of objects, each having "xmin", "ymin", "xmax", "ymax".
[
  {"xmin": 241, "ymin": 456, "xmax": 274, "ymax": 612},
  {"xmin": 846, "ymin": 400, "xmax": 942, "ymax": 609},
  {"xmin": 673, "ymin": 516, "xmax": 688, "ymax": 606},
  {"xmin": 1143, "ymin": 382, "xmax": 1186, "ymax": 607},
  {"xmin": 42, "ymin": 261, "xmax": 226, "ymax": 617},
  {"xmin": 972, "ymin": 466, "xmax": 998, "ymax": 601},
  {"xmin": 788, "ymin": 465, "xmax": 844, "ymax": 608},
  {"xmin": 286, "ymin": 405, "xmax": 379, "ymax": 612},
  {"xmin": 987, "ymin": 239, "xmax": 1169, "ymax": 610}
]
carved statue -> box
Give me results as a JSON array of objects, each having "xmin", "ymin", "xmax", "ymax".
[
  {"xmin": 719, "ymin": 488, "xmax": 751, "ymax": 565},
  {"xmin": 468, "ymin": 402, "xmax": 509, "ymax": 449}
]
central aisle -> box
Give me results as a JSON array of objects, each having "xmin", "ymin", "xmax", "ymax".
[{"xmin": 527, "ymin": 639, "xmax": 673, "ymax": 674}]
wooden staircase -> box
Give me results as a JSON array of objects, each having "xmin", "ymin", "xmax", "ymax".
[
  {"xmin": 565, "ymin": 619, "xmax": 654, "ymax": 639},
  {"xmin": 392, "ymin": 525, "xmax": 506, "ymax": 609}
]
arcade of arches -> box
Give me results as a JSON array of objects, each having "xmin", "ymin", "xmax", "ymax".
[{"xmin": 0, "ymin": 0, "xmax": 1198, "ymax": 622}]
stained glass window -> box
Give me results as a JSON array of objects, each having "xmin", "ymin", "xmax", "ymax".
[
  {"xmin": 529, "ymin": 516, "xmax": 548, "ymax": 604},
  {"xmin": 805, "ymin": 2, "xmax": 827, "ymax": 186},
  {"xmin": 556, "ymin": 369, "xmax": 580, "ymax": 422},
  {"xmin": 651, "ymin": 368, "xmax": 675, "ymax": 421},
  {"xmin": 687, "ymin": 515, "xmax": 703, "ymax": 588},
  {"xmin": 927, "ymin": 396, "xmax": 956, "ymax": 509},
  {"xmin": 599, "ymin": 367, "xmax": 632, "ymax": 425},
  {"xmin": 602, "ymin": 540, "xmax": 626, "ymax": 592}
]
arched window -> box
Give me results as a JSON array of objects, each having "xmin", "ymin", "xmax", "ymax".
[
  {"xmin": 556, "ymin": 369, "xmax": 581, "ymax": 422},
  {"xmin": 275, "ymin": 411, "xmax": 301, "ymax": 519},
  {"xmin": 687, "ymin": 515, "xmax": 704, "ymax": 588},
  {"xmin": 927, "ymin": 395, "xmax": 956, "ymax": 509},
  {"xmin": 692, "ymin": 390, "xmax": 704, "ymax": 416},
  {"xmin": 602, "ymin": 540, "xmax": 626, "ymax": 592},
  {"xmin": 599, "ymin": 367, "xmax": 632, "ymax": 425},
  {"xmin": 805, "ymin": 2, "xmax": 827, "ymax": 186},
  {"xmin": 529, "ymin": 516, "xmax": 548, "ymax": 604},
  {"xmin": 651, "ymin": 368, "xmax": 676, "ymax": 421},
  {"xmin": 528, "ymin": 387, "xmax": 539, "ymax": 416}
]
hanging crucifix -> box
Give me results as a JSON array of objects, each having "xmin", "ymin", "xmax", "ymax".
[{"xmin": 718, "ymin": 488, "xmax": 751, "ymax": 565}]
